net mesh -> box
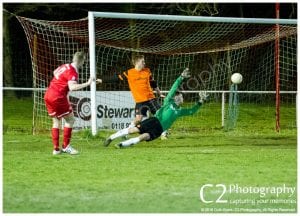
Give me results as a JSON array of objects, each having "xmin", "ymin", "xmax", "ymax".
[{"xmin": 16, "ymin": 14, "xmax": 297, "ymax": 133}]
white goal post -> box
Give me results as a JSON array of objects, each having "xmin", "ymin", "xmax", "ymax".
[{"xmin": 88, "ymin": 12, "xmax": 297, "ymax": 135}]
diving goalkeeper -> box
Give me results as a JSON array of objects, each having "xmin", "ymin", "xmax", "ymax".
[{"xmin": 103, "ymin": 68, "xmax": 209, "ymax": 148}]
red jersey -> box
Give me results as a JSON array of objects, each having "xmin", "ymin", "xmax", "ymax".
[
  {"xmin": 44, "ymin": 63, "xmax": 78, "ymax": 118},
  {"xmin": 48, "ymin": 63, "xmax": 78, "ymax": 97}
]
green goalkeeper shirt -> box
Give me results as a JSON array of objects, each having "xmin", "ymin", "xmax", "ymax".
[{"xmin": 155, "ymin": 76, "xmax": 202, "ymax": 131}]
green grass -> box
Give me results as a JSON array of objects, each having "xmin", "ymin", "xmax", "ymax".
[{"xmin": 3, "ymin": 97, "xmax": 297, "ymax": 213}]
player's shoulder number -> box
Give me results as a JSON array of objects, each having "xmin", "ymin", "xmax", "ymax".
[{"xmin": 53, "ymin": 64, "xmax": 71, "ymax": 79}]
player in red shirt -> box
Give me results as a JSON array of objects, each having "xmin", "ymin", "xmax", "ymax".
[{"xmin": 44, "ymin": 51, "xmax": 101, "ymax": 155}]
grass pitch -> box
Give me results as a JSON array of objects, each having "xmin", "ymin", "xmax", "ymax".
[{"xmin": 3, "ymin": 97, "xmax": 297, "ymax": 213}]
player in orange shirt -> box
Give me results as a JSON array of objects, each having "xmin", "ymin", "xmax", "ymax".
[
  {"xmin": 119, "ymin": 55, "xmax": 165, "ymax": 126},
  {"xmin": 111, "ymin": 55, "xmax": 168, "ymax": 142}
]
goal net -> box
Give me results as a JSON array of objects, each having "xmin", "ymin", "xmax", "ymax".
[{"xmin": 16, "ymin": 12, "xmax": 297, "ymax": 135}]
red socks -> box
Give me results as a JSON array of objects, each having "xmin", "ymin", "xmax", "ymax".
[
  {"xmin": 51, "ymin": 127, "xmax": 73, "ymax": 150},
  {"xmin": 63, "ymin": 127, "xmax": 73, "ymax": 149},
  {"xmin": 51, "ymin": 128, "xmax": 60, "ymax": 151}
]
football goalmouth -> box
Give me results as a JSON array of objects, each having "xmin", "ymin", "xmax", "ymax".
[{"xmin": 15, "ymin": 11, "xmax": 297, "ymax": 135}]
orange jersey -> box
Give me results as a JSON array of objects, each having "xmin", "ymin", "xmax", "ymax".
[{"xmin": 127, "ymin": 68, "xmax": 155, "ymax": 103}]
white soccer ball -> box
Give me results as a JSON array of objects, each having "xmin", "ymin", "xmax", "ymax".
[{"xmin": 231, "ymin": 73, "xmax": 243, "ymax": 84}]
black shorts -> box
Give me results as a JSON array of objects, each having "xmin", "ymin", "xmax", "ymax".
[
  {"xmin": 135, "ymin": 98, "xmax": 161, "ymax": 116},
  {"xmin": 137, "ymin": 117, "xmax": 164, "ymax": 141}
]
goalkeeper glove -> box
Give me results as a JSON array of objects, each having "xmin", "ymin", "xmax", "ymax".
[
  {"xmin": 181, "ymin": 68, "xmax": 191, "ymax": 79},
  {"xmin": 198, "ymin": 91, "xmax": 210, "ymax": 104}
]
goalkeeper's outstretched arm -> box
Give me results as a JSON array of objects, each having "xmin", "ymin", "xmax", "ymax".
[
  {"xmin": 178, "ymin": 91, "xmax": 209, "ymax": 117},
  {"xmin": 163, "ymin": 68, "xmax": 190, "ymax": 105},
  {"xmin": 178, "ymin": 103, "xmax": 202, "ymax": 117}
]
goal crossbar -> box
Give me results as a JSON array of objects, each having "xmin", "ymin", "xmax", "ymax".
[{"xmin": 90, "ymin": 11, "xmax": 297, "ymax": 25}]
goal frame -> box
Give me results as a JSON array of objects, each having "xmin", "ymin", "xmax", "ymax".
[{"xmin": 88, "ymin": 11, "xmax": 297, "ymax": 135}]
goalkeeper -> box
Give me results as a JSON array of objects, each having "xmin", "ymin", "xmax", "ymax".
[{"xmin": 103, "ymin": 68, "xmax": 209, "ymax": 148}]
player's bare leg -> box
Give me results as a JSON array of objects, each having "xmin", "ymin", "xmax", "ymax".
[
  {"xmin": 115, "ymin": 133, "xmax": 150, "ymax": 148},
  {"xmin": 52, "ymin": 117, "xmax": 61, "ymax": 155},
  {"xmin": 61, "ymin": 113, "xmax": 78, "ymax": 155}
]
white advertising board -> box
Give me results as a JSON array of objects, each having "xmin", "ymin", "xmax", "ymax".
[{"xmin": 69, "ymin": 91, "xmax": 135, "ymax": 130}]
